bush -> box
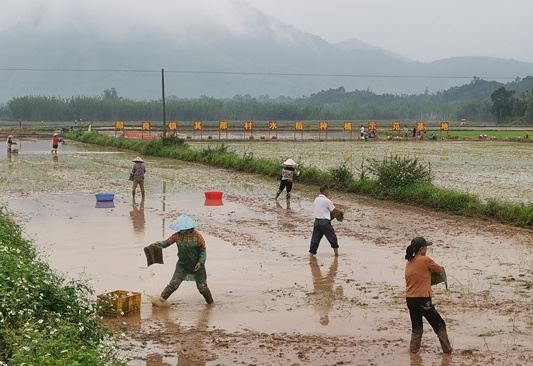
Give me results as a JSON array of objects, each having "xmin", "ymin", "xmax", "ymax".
[{"xmin": 366, "ymin": 154, "xmax": 432, "ymax": 188}]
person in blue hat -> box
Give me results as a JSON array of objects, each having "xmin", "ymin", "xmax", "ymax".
[{"xmin": 150, "ymin": 214, "xmax": 213, "ymax": 306}]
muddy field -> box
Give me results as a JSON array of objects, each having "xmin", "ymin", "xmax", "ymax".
[{"xmin": 1, "ymin": 139, "xmax": 533, "ymax": 366}]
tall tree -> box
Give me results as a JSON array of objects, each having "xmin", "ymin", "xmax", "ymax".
[{"xmin": 490, "ymin": 87, "xmax": 515, "ymax": 121}]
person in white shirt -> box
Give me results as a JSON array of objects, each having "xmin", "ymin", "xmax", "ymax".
[
  {"xmin": 360, "ymin": 125, "xmax": 365, "ymax": 140},
  {"xmin": 309, "ymin": 184, "xmax": 344, "ymax": 257}
]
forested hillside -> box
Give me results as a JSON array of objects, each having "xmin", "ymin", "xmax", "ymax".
[{"xmin": 1, "ymin": 76, "xmax": 532, "ymax": 124}]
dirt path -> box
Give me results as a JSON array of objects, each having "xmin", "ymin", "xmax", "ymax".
[{"xmin": 2, "ymin": 140, "xmax": 533, "ymax": 366}]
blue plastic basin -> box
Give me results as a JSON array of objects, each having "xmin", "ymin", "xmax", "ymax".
[{"xmin": 95, "ymin": 194, "xmax": 114, "ymax": 201}]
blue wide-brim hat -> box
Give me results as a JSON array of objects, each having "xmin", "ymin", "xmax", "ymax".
[{"xmin": 169, "ymin": 214, "xmax": 198, "ymax": 232}]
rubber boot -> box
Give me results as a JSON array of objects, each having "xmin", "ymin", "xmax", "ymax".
[
  {"xmin": 437, "ymin": 326, "xmax": 453, "ymax": 353},
  {"xmin": 286, "ymin": 192, "xmax": 291, "ymax": 199},
  {"xmin": 410, "ymin": 329, "xmax": 423, "ymax": 353},
  {"xmin": 198, "ymin": 284, "xmax": 214, "ymax": 304},
  {"xmin": 275, "ymin": 190, "xmax": 281, "ymax": 199}
]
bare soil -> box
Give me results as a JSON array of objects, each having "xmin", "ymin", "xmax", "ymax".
[{"xmin": 2, "ymin": 140, "xmax": 533, "ymax": 366}]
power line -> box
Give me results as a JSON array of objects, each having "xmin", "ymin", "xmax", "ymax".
[{"xmin": 0, "ymin": 67, "xmax": 527, "ymax": 80}]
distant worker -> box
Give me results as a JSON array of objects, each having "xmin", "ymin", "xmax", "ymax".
[
  {"xmin": 360, "ymin": 125, "xmax": 365, "ymax": 140},
  {"xmin": 526, "ymin": 130, "xmax": 529, "ymax": 139},
  {"xmin": 6, "ymin": 135, "xmax": 15, "ymax": 153},
  {"xmin": 51, "ymin": 133, "xmax": 60, "ymax": 154},
  {"xmin": 412, "ymin": 126, "xmax": 417, "ymax": 138},
  {"xmin": 404, "ymin": 126, "xmax": 409, "ymax": 139},
  {"xmin": 275, "ymin": 158, "xmax": 301, "ymax": 200},
  {"xmin": 132, "ymin": 156, "xmax": 146, "ymax": 198}
]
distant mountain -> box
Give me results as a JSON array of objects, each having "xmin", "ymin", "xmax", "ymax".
[{"xmin": 0, "ymin": 1, "xmax": 532, "ymax": 103}]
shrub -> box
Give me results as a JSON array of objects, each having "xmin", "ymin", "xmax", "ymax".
[{"xmin": 366, "ymin": 154, "xmax": 432, "ymax": 188}]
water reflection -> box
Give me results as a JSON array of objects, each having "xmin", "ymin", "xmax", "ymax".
[
  {"xmin": 410, "ymin": 353, "xmax": 452, "ymax": 366},
  {"xmin": 309, "ymin": 256, "xmax": 342, "ymax": 326},
  {"xmin": 146, "ymin": 305, "xmax": 213, "ymax": 366},
  {"xmin": 204, "ymin": 198, "xmax": 223, "ymax": 206},
  {"xmin": 275, "ymin": 199, "xmax": 291, "ymax": 210},
  {"xmin": 130, "ymin": 197, "xmax": 146, "ymax": 236}
]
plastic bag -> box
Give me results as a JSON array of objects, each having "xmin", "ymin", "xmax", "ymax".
[{"xmin": 129, "ymin": 172, "xmax": 134, "ymax": 181}]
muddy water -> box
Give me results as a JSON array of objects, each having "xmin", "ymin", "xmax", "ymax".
[{"xmin": 2, "ymin": 139, "xmax": 533, "ymax": 365}]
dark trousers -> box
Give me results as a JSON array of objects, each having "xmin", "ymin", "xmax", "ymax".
[
  {"xmin": 278, "ymin": 180, "xmax": 293, "ymax": 194},
  {"xmin": 406, "ymin": 297, "xmax": 446, "ymax": 333},
  {"xmin": 309, "ymin": 219, "xmax": 338, "ymax": 255}
]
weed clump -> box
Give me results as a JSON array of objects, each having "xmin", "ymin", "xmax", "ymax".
[{"xmin": 367, "ymin": 154, "xmax": 432, "ymax": 188}]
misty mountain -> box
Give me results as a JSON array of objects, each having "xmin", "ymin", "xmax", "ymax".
[{"xmin": 0, "ymin": 1, "xmax": 532, "ymax": 103}]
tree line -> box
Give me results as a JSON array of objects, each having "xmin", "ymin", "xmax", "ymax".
[{"xmin": 1, "ymin": 77, "xmax": 532, "ymax": 124}]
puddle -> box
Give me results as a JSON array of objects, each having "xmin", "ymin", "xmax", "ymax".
[{"xmin": 2, "ymin": 138, "xmax": 533, "ymax": 365}]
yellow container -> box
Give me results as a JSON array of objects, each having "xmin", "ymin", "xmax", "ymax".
[{"xmin": 97, "ymin": 290, "xmax": 141, "ymax": 317}]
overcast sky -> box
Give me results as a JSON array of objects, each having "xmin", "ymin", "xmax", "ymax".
[
  {"xmin": 249, "ymin": 0, "xmax": 533, "ymax": 63},
  {"xmin": 1, "ymin": 0, "xmax": 532, "ymax": 64}
]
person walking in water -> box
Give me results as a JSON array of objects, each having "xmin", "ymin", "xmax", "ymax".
[
  {"xmin": 405, "ymin": 236, "xmax": 452, "ymax": 354},
  {"xmin": 131, "ymin": 156, "xmax": 146, "ymax": 198},
  {"xmin": 150, "ymin": 214, "xmax": 214, "ymax": 306},
  {"xmin": 275, "ymin": 158, "xmax": 301, "ymax": 200},
  {"xmin": 309, "ymin": 184, "xmax": 344, "ymax": 257},
  {"xmin": 6, "ymin": 135, "xmax": 15, "ymax": 153},
  {"xmin": 51, "ymin": 133, "xmax": 60, "ymax": 154}
]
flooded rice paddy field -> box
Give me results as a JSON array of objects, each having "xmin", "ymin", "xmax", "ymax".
[
  {"xmin": 1, "ymin": 139, "xmax": 533, "ymax": 365},
  {"xmin": 189, "ymin": 139, "xmax": 533, "ymax": 205}
]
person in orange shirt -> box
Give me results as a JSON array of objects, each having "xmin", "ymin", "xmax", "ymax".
[{"xmin": 405, "ymin": 237, "xmax": 452, "ymax": 354}]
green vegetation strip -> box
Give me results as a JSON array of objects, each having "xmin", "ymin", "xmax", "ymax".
[
  {"xmin": 66, "ymin": 131, "xmax": 533, "ymax": 230},
  {"xmin": 0, "ymin": 207, "xmax": 124, "ymax": 365}
]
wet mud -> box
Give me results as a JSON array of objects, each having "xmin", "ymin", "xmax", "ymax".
[{"xmin": 2, "ymin": 139, "xmax": 533, "ymax": 365}]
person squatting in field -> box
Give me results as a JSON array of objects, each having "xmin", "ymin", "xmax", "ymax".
[
  {"xmin": 151, "ymin": 214, "xmax": 214, "ymax": 306},
  {"xmin": 405, "ymin": 236, "xmax": 452, "ymax": 354},
  {"xmin": 275, "ymin": 158, "xmax": 301, "ymax": 200}
]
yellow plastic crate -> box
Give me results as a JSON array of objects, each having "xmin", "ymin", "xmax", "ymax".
[{"xmin": 97, "ymin": 290, "xmax": 141, "ymax": 317}]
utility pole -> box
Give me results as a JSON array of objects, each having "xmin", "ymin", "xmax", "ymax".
[{"xmin": 162, "ymin": 68, "xmax": 166, "ymax": 137}]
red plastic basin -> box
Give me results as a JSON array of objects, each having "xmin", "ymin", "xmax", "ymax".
[{"xmin": 205, "ymin": 191, "xmax": 223, "ymax": 200}]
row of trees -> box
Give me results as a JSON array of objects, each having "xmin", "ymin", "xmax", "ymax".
[
  {"xmin": 0, "ymin": 92, "xmax": 494, "ymax": 123},
  {"xmin": 0, "ymin": 82, "xmax": 531, "ymax": 124}
]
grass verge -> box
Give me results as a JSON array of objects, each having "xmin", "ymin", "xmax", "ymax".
[{"xmin": 0, "ymin": 206, "xmax": 124, "ymax": 365}]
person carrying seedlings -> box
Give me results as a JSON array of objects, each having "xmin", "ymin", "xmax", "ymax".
[
  {"xmin": 51, "ymin": 133, "xmax": 61, "ymax": 154},
  {"xmin": 275, "ymin": 158, "xmax": 301, "ymax": 200},
  {"xmin": 131, "ymin": 156, "xmax": 146, "ymax": 198},
  {"xmin": 405, "ymin": 236, "xmax": 452, "ymax": 354},
  {"xmin": 309, "ymin": 184, "xmax": 344, "ymax": 257},
  {"xmin": 6, "ymin": 135, "xmax": 15, "ymax": 153},
  {"xmin": 150, "ymin": 214, "xmax": 214, "ymax": 306}
]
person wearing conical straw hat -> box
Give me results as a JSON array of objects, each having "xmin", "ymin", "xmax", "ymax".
[
  {"xmin": 150, "ymin": 214, "xmax": 214, "ymax": 306},
  {"xmin": 405, "ymin": 237, "xmax": 452, "ymax": 354},
  {"xmin": 51, "ymin": 133, "xmax": 60, "ymax": 154},
  {"xmin": 131, "ymin": 156, "xmax": 146, "ymax": 198},
  {"xmin": 275, "ymin": 158, "xmax": 301, "ymax": 200}
]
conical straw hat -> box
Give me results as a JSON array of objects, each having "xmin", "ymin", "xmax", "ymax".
[
  {"xmin": 169, "ymin": 214, "xmax": 198, "ymax": 232},
  {"xmin": 283, "ymin": 158, "xmax": 296, "ymax": 166}
]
